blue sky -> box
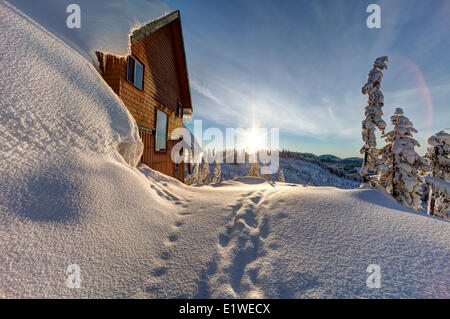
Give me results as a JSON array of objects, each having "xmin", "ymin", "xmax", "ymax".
[{"xmin": 166, "ymin": 0, "xmax": 450, "ymax": 158}]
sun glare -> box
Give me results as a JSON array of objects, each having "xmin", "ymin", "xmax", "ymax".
[{"xmin": 246, "ymin": 129, "xmax": 266, "ymax": 153}]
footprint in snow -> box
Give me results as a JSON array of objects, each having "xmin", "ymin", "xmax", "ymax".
[
  {"xmin": 159, "ymin": 251, "xmax": 171, "ymax": 260},
  {"xmin": 174, "ymin": 220, "xmax": 185, "ymax": 227},
  {"xmin": 150, "ymin": 267, "xmax": 167, "ymax": 277},
  {"xmin": 250, "ymin": 196, "xmax": 262, "ymax": 204},
  {"xmin": 219, "ymin": 234, "xmax": 230, "ymax": 247},
  {"xmin": 179, "ymin": 211, "xmax": 192, "ymax": 216}
]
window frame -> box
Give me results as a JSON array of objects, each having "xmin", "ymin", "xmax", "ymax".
[
  {"xmin": 155, "ymin": 109, "xmax": 168, "ymax": 153},
  {"xmin": 126, "ymin": 55, "xmax": 144, "ymax": 90}
]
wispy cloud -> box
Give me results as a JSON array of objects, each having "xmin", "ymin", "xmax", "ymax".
[
  {"xmin": 190, "ymin": 79, "xmax": 222, "ymax": 106},
  {"xmin": 171, "ymin": 0, "xmax": 450, "ymax": 156}
]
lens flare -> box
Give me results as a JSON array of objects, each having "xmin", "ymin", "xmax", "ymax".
[{"xmin": 395, "ymin": 55, "xmax": 433, "ymax": 131}]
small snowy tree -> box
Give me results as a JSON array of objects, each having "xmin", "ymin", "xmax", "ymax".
[
  {"xmin": 201, "ymin": 161, "xmax": 211, "ymax": 184},
  {"xmin": 184, "ymin": 174, "xmax": 192, "ymax": 186},
  {"xmin": 279, "ymin": 169, "xmax": 285, "ymax": 182},
  {"xmin": 377, "ymin": 108, "xmax": 426, "ymax": 210},
  {"xmin": 425, "ymin": 177, "xmax": 449, "ymax": 219},
  {"xmin": 424, "ymin": 131, "xmax": 450, "ymax": 216},
  {"xmin": 261, "ymin": 164, "xmax": 272, "ymax": 181},
  {"xmin": 212, "ymin": 162, "xmax": 222, "ymax": 183},
  {"xmin": 192, "ymin": 163, "xmax": 200, "ymax": 185},
  {"xmin": 248, "ymin": 161, "xmax": 260, "ymax": 177},
  {"xmin": 360, "ymin": 56, "xmax": 388, "ymax": 183}
]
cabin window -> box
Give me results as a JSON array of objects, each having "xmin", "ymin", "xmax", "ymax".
[
  {"xmin": 155, "ymin": 109, "xmax": 168, "ymax": 152},
  {"xmin": 127, "ymin": 56, "xmax": 144, "ymax": 90},
  {"xmin": 177, "ymin": 101, "xmax": 183, "ymax": 118}
]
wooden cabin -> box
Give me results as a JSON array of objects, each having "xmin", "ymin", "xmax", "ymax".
[{"xmin": 96, "ymin": 11, "xmax": 193, "ymax": 182}]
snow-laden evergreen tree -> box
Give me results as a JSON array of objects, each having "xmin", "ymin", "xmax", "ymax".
[
  {"xmin": 248, "ymin": 161, "xmax": 260, "ymax": 177},
  {"xmin": 201, "ymin": 161, "xmax": 211, "ymax": 184},
  {"xmin": 212, "ymin": 162, "xmax": 222, "ymax": 183},
  {"xmin": 377, "ymin": 108, "xmax": 426, "ymax": 210},
  {"xmin": 360, "ymin": 56, "xmax": 388, "ymax": 183},
  {"xmin": 424, "ymin": 130, "xmax": 450, "ymax": 217},
  {"xmin": 279, "ymin": 169, "xmax": 285, "ymax": 182}
]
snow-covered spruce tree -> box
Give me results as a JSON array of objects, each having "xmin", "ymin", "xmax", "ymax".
[
  {"xmin": 377, "ymin": 108, "xmax": 426, "ymax": 210},
  {"xmin": 248, "ymin": 161, "xmax": 260, "ymax": 177},
  {"xmin": 201, "ymin": 161, "xmax": 211, "ymax": 184},
  {"xmin": 212, "ymin": 162, "xmax": 222, "ymax": 183},
  {"xmin": 279, "ymin": 169, "xmax": 285, "ymax": 182},
  {"xmin": 360, "ymin": 56, "xmax": 388, "ymax": 183},
  {"xmin": 424, "ymin": 131, "xmax": 450, "ymax": 217}
]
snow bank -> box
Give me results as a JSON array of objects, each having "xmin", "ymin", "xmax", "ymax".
[
  {"xmin": 0, "ymin": 0, "xmax": 165, "ymax": 298},
  {"xmin": 7, "ymin": 0, "xmax": 173, "ymax": 62},
  {"xmin": 0, "ymin": 1, "xmax": 143, "ymax": 165},
  {"xmin": 1, "ymin": 2, "xmax": 449, "ymax": 299}
]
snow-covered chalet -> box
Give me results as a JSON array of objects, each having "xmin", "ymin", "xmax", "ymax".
[{"xmin": 95, "ymin": 11, "xmax": 193, "ymax": 182}]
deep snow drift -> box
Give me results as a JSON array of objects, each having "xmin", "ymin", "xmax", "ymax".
[{"xmin": 1, "ymin": 1, "xmax": 449, "ymax": 299}]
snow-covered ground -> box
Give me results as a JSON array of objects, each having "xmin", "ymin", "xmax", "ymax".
[{"xmin": 1, "ymin": 1, "xmax": 449, "ymax": 299}]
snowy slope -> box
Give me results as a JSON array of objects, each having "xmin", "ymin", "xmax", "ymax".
[
  {"xmin": 0, "ymin": 0, "xmax": 159, "ymax": 298},
  {"xmin": 1, "ymin": 2, "xmax": 449, "ymax": 299},
  {"xmin": 132, "ymin": 177, "xmax": 449, "ymax": 299}
]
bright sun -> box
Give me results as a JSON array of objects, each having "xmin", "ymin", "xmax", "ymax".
[{"xmin": 246, "ymin": 129, "xmax": 266, "ymax": 153}]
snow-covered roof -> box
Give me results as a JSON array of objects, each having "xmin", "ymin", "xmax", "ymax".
[
  {"xmin": 8, "ymin": 0, "xmax": 194, "ymax": 113},
  {"xmin": 8, "ymin": 0, "xmax": 173, "ymax": 60},
  {"xmin": 131, "ymin": 10, "xmax": 180, "ymax": 45}
]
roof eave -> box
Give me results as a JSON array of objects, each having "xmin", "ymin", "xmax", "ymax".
[{"xmin": 130, "ymin": 10, "xmax": 180, "ymax": 45}]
